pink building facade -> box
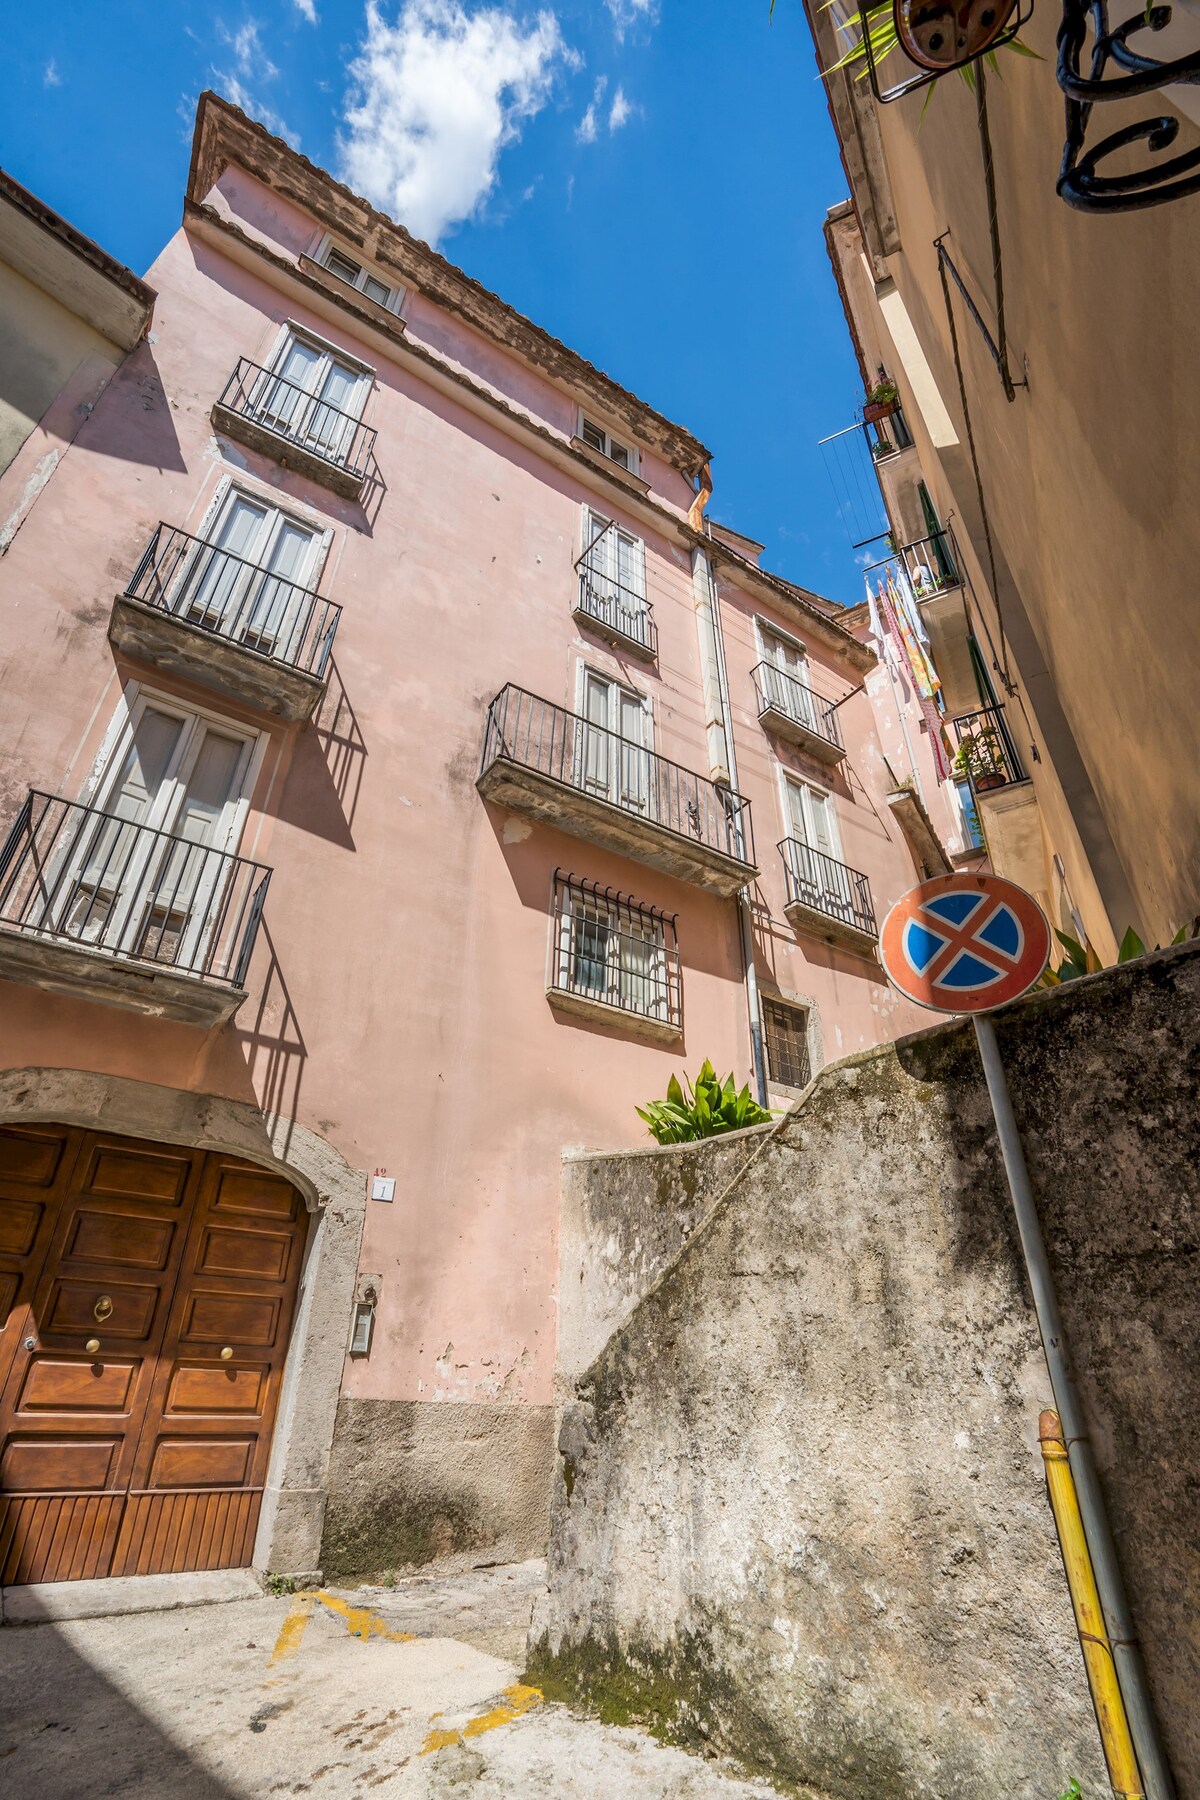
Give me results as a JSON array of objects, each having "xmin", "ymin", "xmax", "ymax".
[{"xmin": 0, "ymin": 97, "xmax": 951, "ymax": 1587}]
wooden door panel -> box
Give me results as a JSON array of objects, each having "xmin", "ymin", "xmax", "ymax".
[
  {"xmin": 0, "ymin": 1135, "xmax": 306, "ymax": 1582},
  {"xmin": 18, "ymin": 1356, "xmax": 138, "ymax": 1413}
]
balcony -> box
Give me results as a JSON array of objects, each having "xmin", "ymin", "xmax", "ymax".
[
  {"xmin": 211, "ymin": 359, "xmax": 376, "ymax": 500},
  {"xmin": 547, "ymin": 871, "xmax": 682, "ymax": 1041},
  {"xmin": 573, "ymin": 565, "xmax": 657, "ymax": 661},
  {"xmin": 110, "ymin": 525, "xmax": 341, "ymax": 722},
  {"xmin": 0, "ymin": 792, "xmax": 270, "ymax": 1026},
  {"xmin": 778, "ymin": 837, "xmax": 878, "ymax": 956},
  {"xmin": 752, "ymin": 664, "xmax": 846, "ymax": 765},
  {"xmin": 948, "ymin": 706, "xmax": 1039, "ymax": 882},
  {"xmin": 948, "ymin": 706, "xmax": 1028, "ymax": 796},
  {"xmin": 478, "ymin": 685, "xmax": 756, "ymax": 897}
]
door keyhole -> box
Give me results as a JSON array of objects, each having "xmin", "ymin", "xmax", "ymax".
[{"xmin": 93, "ymin": 1295, "xmax": 114, "ymax": 1323}]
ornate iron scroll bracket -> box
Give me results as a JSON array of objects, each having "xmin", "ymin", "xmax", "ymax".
[{"xmin": 1058, "ymin": 0, "xmax": 1200, "ymax": 209}]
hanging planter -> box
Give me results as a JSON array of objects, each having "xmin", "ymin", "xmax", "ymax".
[{"xmin": 863, "ymin": 379, "xmax": 900, "ymax": 423}]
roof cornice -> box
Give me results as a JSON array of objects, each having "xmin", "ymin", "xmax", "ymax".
[{"xmin": 187, "ymin": 92, "xmax": 711, "ymax": 476}]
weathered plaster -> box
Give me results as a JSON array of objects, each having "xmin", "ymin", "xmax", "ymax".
[{"xmin": 535, "ymin": 946, "xmax": 1200, "ymax": 1798}]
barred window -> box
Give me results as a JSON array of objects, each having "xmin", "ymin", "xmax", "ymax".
[
  {"xmin": 763, "ymin": 997, "xmax": 812, "ymax": 1090},
  {"xmin": 549, "ymin": 872, "xmax": 681, "ymax": 1031}
]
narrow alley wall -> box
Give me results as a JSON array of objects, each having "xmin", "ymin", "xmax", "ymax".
[{"xmin": 532, "ymin": 944, "xmax": 1200, "ymax": 1800}]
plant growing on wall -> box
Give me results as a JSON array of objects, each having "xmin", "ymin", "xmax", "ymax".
[
  {"xmin": 1040, "ymin": 920, "xmax": 1198, "ymax": 986},
  {"xmin": 637, "ymin": 1061, "xmax": 773, "ymax": 1144},
  {"xmin": 951, "ymin": 721, "xmax": 1008, "ymax": 790}
]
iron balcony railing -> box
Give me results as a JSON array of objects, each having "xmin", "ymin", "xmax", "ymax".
[
  {"xmin": 549, "ymin": 871, "xmax": 682, "ymax": 1029},
  {"xmin": 948, "ymin": 705, "xmax": 1027, "ymax": 792},
  {"xmin": 752, "ymin": 663, "xmax": 843, "ymax": 751},
  {"xmin": 126, "ymin": 524, "xmax": 341, "ymax": 678},
  {"xmin": 216, "ymin": 358, "xmax": 376, "ymax": 481},
  {"xmin": 897, "ymin": 529, "xmax": 960, "ymax": 597},
  {"xmin": 0, "ymin": 791, "xmax": 271, "ymax": 989},
  {"xmin": 481, "ymin": 684, "xmax": 755, "ymax": 868},
  {"xmin": 575, "ymin": 561, "xmax": 657, "ymax": 657},
  {"xmin": 779, "ymin": 837, "xmax": 877, "ymax": 938}
]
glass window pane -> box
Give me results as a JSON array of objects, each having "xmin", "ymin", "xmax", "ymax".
[
  {"xmin": 325, "ymin": 249, "xmax": 362, "ymax": 284},
  {"xmin": 363, "ymin": 275, "xmax": 390, "ymax": 306}
]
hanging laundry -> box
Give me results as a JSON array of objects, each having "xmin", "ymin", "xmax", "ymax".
[{"xmin": 878, "ymin": 577, "xmax": 951, "ymax": 781}]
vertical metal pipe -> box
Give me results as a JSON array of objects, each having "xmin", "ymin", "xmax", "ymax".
[{"xmin": 973, "ymin": 1014, "xmax": 1175, "ymax": 1800}]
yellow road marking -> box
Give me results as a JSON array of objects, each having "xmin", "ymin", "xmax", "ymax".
[
  {"xmin": 269, "ymin": 1592, "xmax": 316, "ymax": 1665},
  {"xmin": 420, "ymin": 1683, "xmax": 542, "ymax": 1754},
  {"xmin": 268, "ymin": 1588, "xmax": 416, "ymax": 1666}
]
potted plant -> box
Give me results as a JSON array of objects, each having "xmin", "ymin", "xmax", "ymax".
[
  {"xmin": 863, "ymin": 377, "xmax": 900, "ymax": 424},
  {"xmin": 952, "ymin": 722, "xmax": 1008, "ymax": 791}
]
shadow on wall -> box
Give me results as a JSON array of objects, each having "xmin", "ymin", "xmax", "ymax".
[
  {"xmin": 0, "ymin": 1617, "xmax": 235, "ymax": 1799},
  {"xmin": 270, "ymin": 659, "xmax": 366, "ymax": 850},
  {"xmin": 236, "ymin": 918, "xmax": 307, "ymax": 1153},
  {"xmin": 81, "ymin": 342, "xmax": 188, "ymax": 473}
]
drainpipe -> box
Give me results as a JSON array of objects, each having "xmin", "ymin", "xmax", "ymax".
[{"xmin": 690, "ymin": 535, "xmax": 768, "ymax": 1108}]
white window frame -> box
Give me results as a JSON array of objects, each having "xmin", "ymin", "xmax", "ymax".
[
  {"xmin": 578, "ymin": 410, "xmax": 638, "ymax": 476},
  {"xmin": 185, "ymin": 476, "xmax": 334, "ymax": 653},
  {"xmin": 573, "ymin": 664, "xmax": 654, "ymax": 814},
  {"xmin": 580, "ymin": 506, "xmax": 649, "ymax": 638},
  {"xmin": 85, "ymin": 685, "xmax": 267, "ymax": 847},
  {"xmin": 254, "ymin": 323, "xmax": 375, "ymax": 447},
  {"xmin": 550, "ymin": 877, "xmax": 673, "ymax": 1024},
  {"xmin": 315, "ymin": 235, "xmax": 405, "ymax": 315},
  {"xmin": 778, "ymin": 769, "xmax": 845, "ymax": 864}
]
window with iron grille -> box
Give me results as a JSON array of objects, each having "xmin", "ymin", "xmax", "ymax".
[
  {"xmin": 762, "ymin": 997, "xmax": 812, "ymax": 1090},
  {"xmin": 549, "ymin": 871, "xmax": 681, "ymax": 1029}
]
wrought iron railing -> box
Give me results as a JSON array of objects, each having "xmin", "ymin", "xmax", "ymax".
[
  {"xmin": 868, "ymin": 405, "xmax": 913, "ymax": 460},
  {"xmin": 899, "ymin": 528, "xmax": 960, "ymax": 597},
  {"xmin": 751, "ymin": 663, "xmax": 843, "ymax": 751},
  {"xmin": 125, "ymin": 525, "xmax": 341, "ymax": 678},
  {"xmin": 215, "ymin": 358, "xmax": 376, "ymax": 480},
  {"xmin": 0, "ymin": 791, "xmax": 271, "ymax": 989},
  {"xmin": 948, "ymin": 706, "xmax": 1027, "ymax": 792},
  {"xmin": 575, "ymin": 562, "xmax": 657, "ymax": 657},
  {"xmin": 481, "ymin": 684, "xmax": 755, "ymax": 868},
  {"xmin": 778, "ymin": 837, "xmax": 877, "ymax": 938},
  {"xmin": 548, "ymin": 871, "xmax": 681, "ymax": 1029}
]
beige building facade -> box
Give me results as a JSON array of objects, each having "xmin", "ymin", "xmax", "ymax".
[{"xmin": 807, "ymin": 3, "xmax": 1200, "ymax": 955}]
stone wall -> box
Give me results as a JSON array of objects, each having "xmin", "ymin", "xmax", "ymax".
[{"xmin": 532, "ymin": 944, "xmax": 1200, "ymax": 1800}]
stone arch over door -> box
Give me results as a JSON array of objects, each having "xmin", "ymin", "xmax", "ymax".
[{"xmin": 0, "ymin": 1068, "xmax": 366, "ymax": 1579}]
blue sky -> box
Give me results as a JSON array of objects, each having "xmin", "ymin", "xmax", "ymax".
[{"xmin": 5, "ymin": 0, "xmax": 877, "ymax": 604}]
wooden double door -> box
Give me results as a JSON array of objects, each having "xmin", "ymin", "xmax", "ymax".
[{"xmin": 0, "ymin": 1124, "xmax": 307, "ymax": 1585}]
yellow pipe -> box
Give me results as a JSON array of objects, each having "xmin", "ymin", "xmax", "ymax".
[{"xmin": 1039, "ymin": 1409, "xmax": 1144, "ymax": 1798}]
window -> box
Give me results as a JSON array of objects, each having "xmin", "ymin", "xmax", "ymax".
[
  {"xmin": 578, "ymin": 509, "xmax": 651, "ymax": 649},
  {"xmin": 550, "ymin": 872, "xmax": 680, "ymax": 1028},
  {"xmin": 762, "ymin": 997, "xmax": 812, "ymax": 1091},
  {"xmin": 56, "ymin": 696, "xmax": 260, "ymax": 967},
  {"xmin": 251, "ymin": 329, "xmax": 372, "ymax": 467},
  {"xmin": 321, "ymin": 243, "xmax": 401, "ymax": 312},
  {"xmin": 182, "ymin": 485, "xmax": 328, "ymax": 657},
  {"xmin": 578, "ymin": 668, "xmax": 652, "ymax": 814},
  {"xmin": 580, "ymin": 414, "xmax": 635, "ymax": 473},
  {"xmin": 758, "ymin": 624, "xmax": 817, "ymax": 730}
]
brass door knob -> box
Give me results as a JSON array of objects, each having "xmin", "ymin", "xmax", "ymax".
[
  {"xmin": 220, "ymin": 1346, "xmax": 234, "ymax": 1361},
  {"xmin": 93, "ymin": 1295, "xmax": 113, "ymax": 1323},
  {"xmin": 85, "ymin": 1339, "xmax": 101, "ymax": 1355}
]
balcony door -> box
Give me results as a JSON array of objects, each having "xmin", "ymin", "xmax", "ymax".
[
  {"xmin": 760, "ymin": 627, "xmax": 814, "ymax": 729},
  {"xmin": 785, "ymin": 777, "xmax": 849, "ymax": 918},
  {"xmin": 57, "ymin": 700, "xmax": 259, "ymax": 968},
  {"xmin": 579, "ymin": 670, "xmax": 652, "ymax": 817},
  {"xmin": 184, "ymin": 489, "xmax": 326, "ymax": 658},
  {"xmin": 582, "ymin": 510, "xmax": 648, "ymax": 643},
  {"xmin": 254, "ymin": 332, "xmax": 369, "ymax": 465}
]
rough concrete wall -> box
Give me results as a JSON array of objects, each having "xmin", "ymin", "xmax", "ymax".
[
  {"xmin": 533, "ymin": 945, "xmax": 1200, "ymax": 1800},
  {"xmin": 321, "ymin": 1399, "xmax": 554, "ymax": 1580},
  {"xmin": 559, "ymin": 1128, "xmax": 774, "ymax": 1381}
]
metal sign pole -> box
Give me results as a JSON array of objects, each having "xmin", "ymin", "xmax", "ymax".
[{"xmin": 973, "ymin": 1014, "xmax": 1175, "ymax": 1800}]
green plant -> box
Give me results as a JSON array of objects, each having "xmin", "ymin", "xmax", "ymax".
[
  {"xmin": 868, "ymin": 377, "xmax": 900, "ymax": 406},
  {"xmin": 812, "ymin": 0, "xmax": 1041, "ymax": 97},
  {"xmin": 1040, "ymin": 919, "xmax": 1198, "ymax": 986},
  {"xmin": 637, "ymin": 1060, "xmax": 773, "ymax": 1145},
  {"xmin": 1057, "ymin": 1781, "xmax": 1084, "ymax": 1800},
  {"xmin": 951, "ymin": 721, "xmax": 1006, "ymax": 783},
  {"xmin": 264, "ymin": 1572, "xmax": 296, "ymax": 1597}
]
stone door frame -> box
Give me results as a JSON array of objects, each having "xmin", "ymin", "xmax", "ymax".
[{"xmin": 0, "ymin": 1068, "xmax": 365, "ymax": 1580}]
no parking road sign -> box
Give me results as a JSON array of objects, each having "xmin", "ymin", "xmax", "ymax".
[{"xmin": 879, "ymin": 872, "xmax": 1051, "ymax": 1014}]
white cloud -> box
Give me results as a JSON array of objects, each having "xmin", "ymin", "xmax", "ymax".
[
  {"xmin": 338, "ymin": 1, "xmax": 569, "ymax": 245},
  {"xmin": 216, "ymin": 18, "xmax": 278, "ymax": 78},
  {"xmin": 292, "ymin": 0, "xmax": 319, "ymax": 19},
  {"xmin": 608, "ymin": 85, "xmax": 633, "ymax": 131},
  {"xmin": 43, "ymin": 59, "xmax": 62, "ymax": 87},
  {"xmin": 575, "ymin": 74, "xmax": 606, "ymax": 144},
  {"xmin": 604, "ymin": 0, "xmax": 657, "ymax": 41}
]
